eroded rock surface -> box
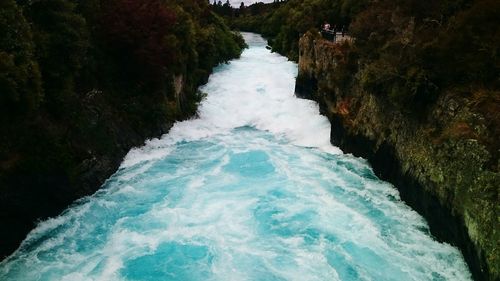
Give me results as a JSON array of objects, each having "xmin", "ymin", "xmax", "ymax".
[{"xmin": 296, "ymin": 32, "xmax": 499, "ymax": 281}]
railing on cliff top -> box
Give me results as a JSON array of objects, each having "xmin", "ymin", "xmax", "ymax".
[{"xmin": 320, "ymin": 29, "xmax": 353, "ymax": 44}]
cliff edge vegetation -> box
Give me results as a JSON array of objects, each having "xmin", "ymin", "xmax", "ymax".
[
  {"xmin": 221, "ymin": 0, "xmax": 499, "ymax": 280},
  {"xmin": 0, "ymin": 0, "xmax": 245, "ymax": 259}
]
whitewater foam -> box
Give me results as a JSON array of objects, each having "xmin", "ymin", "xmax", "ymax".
[{"xmin": 0, "ymin": 32, "xmax": 471, "ymax": 281}]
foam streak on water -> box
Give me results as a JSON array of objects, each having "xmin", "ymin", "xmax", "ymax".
[{"xmin": 0, "ymin": 33, "xmax": 471, "ymax": 281}]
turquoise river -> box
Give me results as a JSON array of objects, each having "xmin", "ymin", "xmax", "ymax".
[{"xmin": 0, "ymin": 33, "xmax": 472, "ymax": 281}]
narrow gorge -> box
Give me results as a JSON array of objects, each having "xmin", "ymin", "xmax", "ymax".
[
  {"xmin": 0, "ymin": 33, "xmax": 474, "ymax": 281},
  {"xmin": 1, "ymin": 0, "xmax": 498, "ymax": 280}
]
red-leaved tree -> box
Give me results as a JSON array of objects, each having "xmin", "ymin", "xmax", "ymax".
[{"xmin": 101, "ymin": 0, "xmax": 176, "ymax": 71}]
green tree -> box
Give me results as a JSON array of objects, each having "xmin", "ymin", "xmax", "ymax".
[
  {"xmin": 25, "ymin": 0, "xmax": 89, "ymax": 116},
  {"xmin": 0, "ymin": 0, "xmax": 42, "ymax": 114}
]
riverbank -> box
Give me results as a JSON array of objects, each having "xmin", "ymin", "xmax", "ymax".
[
  {"xmin": 295, "ymin": 32, "xmax": 499, "ymax": 281},
  {"xmin": 0, "ymin": 0, "xmax": 245, "ymax": 259}
]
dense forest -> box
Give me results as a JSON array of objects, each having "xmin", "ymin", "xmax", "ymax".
[{"xmin": 0, "ymin": 0, "xmax": 245, "ymax": 258}]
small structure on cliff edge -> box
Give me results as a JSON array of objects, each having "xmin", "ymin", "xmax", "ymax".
[{"xmin": 320, "ymin": 28, "xmax": 353, "ymax": 44}]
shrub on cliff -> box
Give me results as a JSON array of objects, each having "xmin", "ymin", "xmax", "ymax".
[
  {"xmin": 0, "ymin": 0, "xmax": 42, "ymax": 115},
  {"xmin": 430, "ymin": 0, "xmax": 499, "ymax": 88},
  {"xmin": 351, "ymin": 0, "xmax": 499, "ymax": 110},
  {"xmin": 23, "ymin": 0, "xmax": 89, "ymax": 116},
  {"xmin": 101, "ymin": 0, "xmax": 177, "ymax": 77}
]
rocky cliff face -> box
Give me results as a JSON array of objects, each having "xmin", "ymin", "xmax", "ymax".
[
  {"xmin": 0, "ymin": 74, "xmax": 193, "ymax": 259},
  {"xmin": 296, "ymin": 32, "xmax": 499, "ymax": 281}
]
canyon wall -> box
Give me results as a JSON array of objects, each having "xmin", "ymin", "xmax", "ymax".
[
  {"xmin": 0, "ymin": 73, "xmax": 194, "ymax": 259},
  {"xmin": 295, "ymin": 32, "xmax": 499, "ymax": 281},
  {"xmin": 0, "ymin": 0, "xmax": 246, "ymax": 260}
]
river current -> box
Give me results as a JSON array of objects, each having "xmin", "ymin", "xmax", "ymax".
[{"xmin": 0, "ymin": 33, "xmax": 471, "ymax": 281}]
